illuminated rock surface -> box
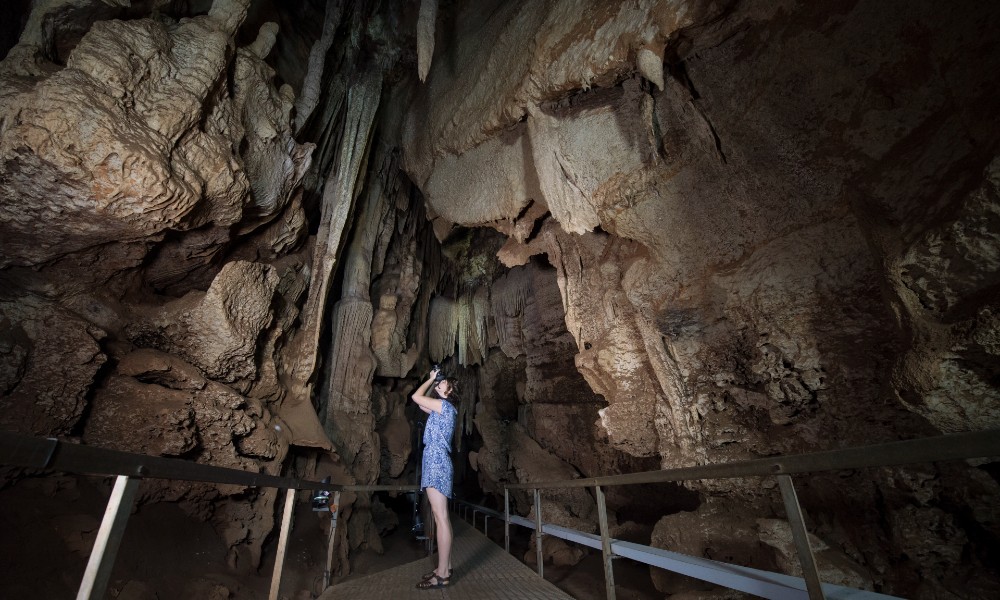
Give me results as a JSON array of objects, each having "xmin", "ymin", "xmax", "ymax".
[{"xmin": 1, "ymin": 1, "xmax": 998, "ymax": 598}]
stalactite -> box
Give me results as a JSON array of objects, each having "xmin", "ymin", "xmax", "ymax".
[
  {"xmin": 473, "ymin": 286, "xmax": 490, "ymax": 360},
  {"xmin": 320, "ymin": 145, "xmax": 408, "ymax": 493},
  {"xmin": 454, "ymin": 289, "xmax": 490, "ymax": 367},
  {"xmin": 416, "ymin": 0, "xmax": 437, "ymax": 82},
  {"xmin": 429, "ymin": 296, "xmax": 457, "ymax": 362},
  {"xmin": 491, "ymin": 266, "xmax": 530, "ymax": 357},
  {"xmin": 636, "ymin": 46, "xmax": 664, "ymax": 91},
  {"xmin": 288, "ymin": 69, "xmax": 381, "ymax": 400},
  {"xmin": 370, "ymin": 171, "xmax": 428, "ymax": 378},
  {"xmin": 407, "ymin": 221, "xmax": 442, "ymax": 363},
  {"xmin": 325, "ymin": 299, "xmax": 376, "ymax": 416},
  {"xmin": 295, "ymin": 0, "xmax": 345, "ymax": 134},
  {"xmin": 456, "ymin": 369, "xmax": 478, "ymax": 437},
  {"xmin": 300, "ymin": 5, "xmax": 373, "ymax": 196},
  {"xmin": 341, "ymin": 146, "xmax": 395, "ymax": 299},
  {"xmin": 456, "ymin": 295, "xmax": 470, "ymax": 365},
  {"xmin": 325, "ymin": 149, "xmax": 393, "ymax": 407}
]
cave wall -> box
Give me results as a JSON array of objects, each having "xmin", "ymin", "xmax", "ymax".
[
  {"xmin": 0, "ymin": 0, "xmax": 340, "ymax": 577},
  {"xmin": 0, "ymin": 0, "xmax": 439, "ymax": 589},
  {"xmin": 393, "ymin": 0, "xmax": 1000, "ymax": 597},
  {"xmin": 0, "ymin": 0, "xmax": 998, "ymax": 598}
]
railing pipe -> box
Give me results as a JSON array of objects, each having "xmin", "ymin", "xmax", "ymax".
[
  {"xmin": 504, "ymin": 488, "xmax": 511, "ymax": 553},
  {"xmin": 503, "ymin": 429, "xmax": 1000, "ymax": 490},
  {"xmin": 268, "ymin": 488, "xmax": 297, "ymax": 600},
  {"xmin": 595, "ymin": 485, "xmax": 616, "ymax": 600},
  {"xmin": 0, "ymin": 432, "xmax": 418, "ymax": 494},
  {"xmin": 534, "ymin": 488, "xmax": 544, "ymax": 577},
  {"xmin": 777, "ymin": 475, "xmax": 825, "ymax": 600},
  {"xmin": 76, "ymin": 475, "xmax": 139, "ymax": 600},
  {"xmin": 322, "ymin": 490, "xmax": 342, "ymax": 589}
]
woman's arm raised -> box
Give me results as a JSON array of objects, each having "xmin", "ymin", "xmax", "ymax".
[{"xmin": 411, "ymin": 368, "xmax": 444, "ymax": 414}]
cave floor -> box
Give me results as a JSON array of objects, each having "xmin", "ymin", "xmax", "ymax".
[{"xmin": 318, "ymin": 518, "xmax": 575, "ymax": 600}]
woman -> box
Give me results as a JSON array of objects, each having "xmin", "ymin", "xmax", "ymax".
[{"xmin": 410, "ymin": 366, "xmax": 457, "ymax": 589}]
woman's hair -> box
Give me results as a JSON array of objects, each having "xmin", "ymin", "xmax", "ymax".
[{"xmin": 432, "ymin": 378, "xmax": 458, "ymax": 405}]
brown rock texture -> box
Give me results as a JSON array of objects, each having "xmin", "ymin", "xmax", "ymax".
[
  {"xmin": 2, "ymin": 0, "xmax": 999, "ymax": 598},
  {"xmin": 395, "ymin": 0, "xmax": 1000, "ymax": 597},
  {"xmin": 0, "ymin": 0, "xmax": 323, "ymax": 576}
]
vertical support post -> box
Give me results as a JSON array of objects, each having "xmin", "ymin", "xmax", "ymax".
[
  {"xmin": 504, "ymin": 488, "xmax": 511, "ymax": 553},
  {"xmin": 595, "ymin": 485, "xmax": 616, "ymax": 600},
  {"xmin": 268, "ymin": 488, "xmax": 298, "ymax": 600},
  {"xmin": 777, "ymin": 475, "xmax": 825, "ymax": 600},
  {"xmin": 76, "ymin": 475, "xmax": 140, "ymax": 600},
  {"xmin": 484, "ymin": 515, "xmax": 489, "ymax": 537},
  {"xmin": 322, "ymin": 491, "xmax": 342, "ymax": 589},
  {"xmin": 533, "ymin": 488, "xmax": 544, "ymax": 578}
]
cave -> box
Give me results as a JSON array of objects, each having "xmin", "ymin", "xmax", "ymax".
[{"xmin": 1, "ymin": 0, "xmax": 999, "ymax": 599}]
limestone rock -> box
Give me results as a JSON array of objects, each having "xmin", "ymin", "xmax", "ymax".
[
  {"xmin": 509, "ymin": 425, "xmax": 596, "ymax": 532},
  {"xmin": 0, "ymin": 298, "xmax": 106, "ymax": 435},
  {"xmin": 116, "ymin": 580, "xmax": 158, "ymax": 600},
  {"xmin": 85, "ymin": 375, "xmax": 199, "ymax": 457},
  {"xmin": 650, "ymin": 498, "xmax": 768, "ymax": 594},
  {"xmin": 379, "ymin": 401, "xmax": 412, "ymax": 478},
  {"xmin": 757, "ymin": 518, "xmax": 872, "ymax": 590},
  {"xmin": 1, "ymin": 13, "xmax": 244, "ymax": 267},
  {"xmin": 127, "ymin": 261, "xmax": 280, "ymax": 389}
]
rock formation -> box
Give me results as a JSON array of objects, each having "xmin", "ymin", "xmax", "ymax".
[{"xmin": 1, "ymin": 0, "xmax": 998, "ymax": 598}]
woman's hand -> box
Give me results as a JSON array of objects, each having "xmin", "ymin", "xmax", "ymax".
[{"xmin": 412, "ymin": 370, "xmax": 444, "ymax": 415}]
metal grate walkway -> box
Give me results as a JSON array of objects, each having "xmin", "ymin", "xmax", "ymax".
[{"xmin": 317, "ymin": 518, "xmax": 575, "ymax": 600}]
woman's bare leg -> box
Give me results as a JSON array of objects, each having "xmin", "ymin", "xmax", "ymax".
[{"xmin": 426, "ymin": 487, "xmax": 452, "ymax": 577}]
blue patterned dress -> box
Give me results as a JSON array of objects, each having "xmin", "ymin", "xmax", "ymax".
[{"xmin": 421, "ymin": 399, "xmax": 457, "ymax": 497}]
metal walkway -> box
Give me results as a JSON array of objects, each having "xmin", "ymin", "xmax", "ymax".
[{"xmin": 317, "ymin": 518, "xmax": 574, "ymax": 600}]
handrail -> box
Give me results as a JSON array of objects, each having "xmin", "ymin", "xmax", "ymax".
[
  {"xmin": 0, "ymin": 431, "xmax": 418, "ymax": 492},
  {"xmin": 0, "ymin": 430, "xmax": 418, "ymax": 600},
  {"xmin": 450, "ymin": 497, "xmax": 901, "ymax": 600},
  {"xmin": 499, "ymin": 429, "xmax": 999, "ymax": 600},
  {"xmin": 504, "ymin": 428, "xmax": 1000, "ymax": 489}
]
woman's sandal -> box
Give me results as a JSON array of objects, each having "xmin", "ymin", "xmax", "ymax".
[
  {"xmin": 416, "ymin": 573, "xmax": 450, "ymax": 589},
  {"xmin": 420, "ymin": 569, "xmax": 452, "ymax": 580}
]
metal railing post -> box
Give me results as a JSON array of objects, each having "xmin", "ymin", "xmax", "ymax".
[
  {"xmin": 533, "ymin": 488, "xmax": 544, "ymax": 577},
  {"xmin": 504, "ymin": 488, "xmax": 511, "ymax": 553},
  {"xmin": 777, "ymin": 475, "xmax": 825, "ymax": 600},
  {"xmin": 596, "ymin": 485, "xmax": 617, "ymax": 600},
  {"xmin": 485, "ymin": 515, "xmax": 489, "ymax": 537},
  {"xmin": 473, "ymin": 509, "xmax": 479, "ymax": 529},
  {"xmin": 268, "ymin": 488, "xmax": 297, "ymax": 600},
  {"xmin": 76, "ymin": 475, "xmax": 140, "ymax": 600},
  {"xmin": 322, "ymin": 491, "xmax": 342, "ymax": 589}
]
